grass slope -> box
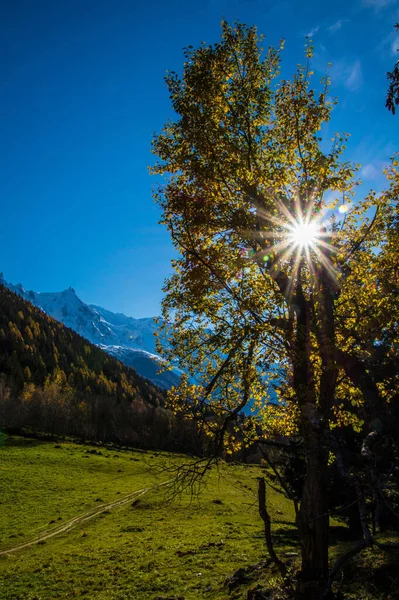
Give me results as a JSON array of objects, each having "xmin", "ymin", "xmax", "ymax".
[
  {"xmin": 0, "ymin": 437, "xmax": 296, "ymax": 600},
  {"xmin": 1, "ymin": 437, "xmax": 397, "ymax": 599}
]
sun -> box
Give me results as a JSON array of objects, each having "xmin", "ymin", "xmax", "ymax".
[{"xmin": 288, "ymin": 220, "xmax": 320, "ymax": 250}]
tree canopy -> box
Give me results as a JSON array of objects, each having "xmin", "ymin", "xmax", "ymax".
[{"xmin": 151, "ymin": 21, "xmax": 399, "ymax": 599}]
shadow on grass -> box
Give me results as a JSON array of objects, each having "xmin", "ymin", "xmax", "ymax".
[
  {"xmin": 253, "ymin": 525, "xmax": 299, "ymax": 549},
  {"xmin": 273, "ymin": 519, "xmax": 296, "ymax": 526},
  {"xmin": 273, "ymin": 526, "xmax": 299, "ymax": 548},
  {"xmin": 340, "ymin": 546, "xmax": 399, "ymax": 598},
  {"xmin": 329, "ymin": 525, "xmax": 358, "ymax": 543},
  {"xmin": 271, "ymin": 523, "xmax": 357, "ymax": 546},
  {"xmin": 4, "ymin": 436, "xmax": 44, "ymax": 448}
]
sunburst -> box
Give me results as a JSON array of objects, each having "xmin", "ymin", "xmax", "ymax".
[
  {"xmin": 242, "ymin": 192, "xmax": 339, "ymax": 294},
  {"xmin": 287, "ymin": 219, "xmax": 320, "ymax": 250}
]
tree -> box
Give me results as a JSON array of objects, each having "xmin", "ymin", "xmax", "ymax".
[
  {"xmin": 386, "ymin": 23, "xmax": 399, "ymax": 114},
  {"xmin": 152, "ymin": 22, "xmax": 399, "ymax": 599}
]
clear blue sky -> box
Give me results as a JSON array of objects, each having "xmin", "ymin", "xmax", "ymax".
[{"xmin": 1, "ymin": 0, "xmax": 398, "ymax": 317}]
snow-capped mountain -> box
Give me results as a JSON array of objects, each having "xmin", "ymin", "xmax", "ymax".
[{"xmin": 0, "ymin": 274, "xmax": 179, "ymax": 389}]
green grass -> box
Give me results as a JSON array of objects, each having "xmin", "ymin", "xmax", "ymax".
[
  {"xmin": 0, "ymin": 437, "xmax": 296, "ymax": 599},
  {"xmin": 0, "ymin": 437, "xmax": 165, "ymax": 547},
  {"xmin": 2, "ymin": 437, "xmax": 397, "ymax": 599}
]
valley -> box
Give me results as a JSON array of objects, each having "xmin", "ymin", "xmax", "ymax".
[{"xmin": 2, "ymin": 2, "xmax": 399, "ymax": 597}]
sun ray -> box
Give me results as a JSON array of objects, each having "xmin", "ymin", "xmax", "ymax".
[{"xmin": 241, "ymin": 191, "xmax": 340, "ymax": 291}]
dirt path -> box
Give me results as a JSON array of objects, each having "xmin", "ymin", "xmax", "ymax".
[{"xmin": 0, "ymin": 480, "xmax": 171, "ymax": 556}]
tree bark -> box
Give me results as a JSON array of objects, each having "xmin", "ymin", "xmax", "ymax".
[
  {"xmin": 294, "ymin": 268, "xmax": 336, "ymax": 600},
  {"xmin": 296, "ymin": 427, "xmax": 330, "ymax": 600}
]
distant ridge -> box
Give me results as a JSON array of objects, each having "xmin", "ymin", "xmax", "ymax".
[
  {"xmin": 0, "ymin": 274, "xmax": 180, "ymax": 389},
  {"xmin": 0, "ymin": 282, "xmax": 163, "ymax": 406}
]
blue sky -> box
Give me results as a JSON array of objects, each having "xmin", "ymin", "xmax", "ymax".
[{"xmin": 1, "ymin": 0, "xmax": 398, "ymax": 317}]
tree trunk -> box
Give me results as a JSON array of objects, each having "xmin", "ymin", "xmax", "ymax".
[
  {"xmin": 296, "ymin": 426, "xmax": 330, "ymax": 599},
  {"xmin": 293, "ymin": 269, "xmax": 335, "ymax": 600},
  {"xmin": 347, "ymin": 503, "xmax": 363, "ymax": 538}
]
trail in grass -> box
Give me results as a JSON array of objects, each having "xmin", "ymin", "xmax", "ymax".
[{"xmin": 0, "ymin": 480, "xmax": 172, "ymax": 556}]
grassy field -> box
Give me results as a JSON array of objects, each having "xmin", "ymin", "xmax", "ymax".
[
  {"xmin": 0, "ymin": 436, "xmax": 297, "ymax": 599},
  {"xmin": 1, "ymin": 436, "xmax": 398, "ymax": 600}
]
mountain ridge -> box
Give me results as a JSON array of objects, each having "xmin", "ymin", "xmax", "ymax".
[{"xmin": 0, "ymin": 274, "xmax": 179, "ymax": 389}]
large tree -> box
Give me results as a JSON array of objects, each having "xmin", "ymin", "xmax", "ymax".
[{"xmin": 151, "ymin": 22, "xmax": 398, "ymax": 599}]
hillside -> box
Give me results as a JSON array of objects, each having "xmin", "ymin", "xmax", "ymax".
[
  {"xmin": 0, "ymin": 274, "xmax": 180, "ymax": 389},
  {"xmin": 0, "ymin": 284, "xmax": 203, "ymax": 451},
  {"xmin": 0, "ymin": 436, "xmax": 295, "ymax": 600},
  {"xmin": 2, "ymin": 437, "xmax": 397, "ymax": 600},
  {"xmin": 0, "ymin": 283, "xmax": 163, "ymax": 404}
]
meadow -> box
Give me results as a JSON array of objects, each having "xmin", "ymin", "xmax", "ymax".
[
  {"xmin": 1, "ymin": 436, "xmax": 398, "ymax": 600},
  {"xmin": 0, "ymin": 436, "xmax": 297, "ymax": 599}
]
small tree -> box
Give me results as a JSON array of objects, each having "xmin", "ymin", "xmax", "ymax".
[
  {"xmin": 151, "ymin": 22, "xmax": 398, "ymax": 598},
  {"xmin": 386, "ymin": 23, "xmax": 399, "ymax": 114}
]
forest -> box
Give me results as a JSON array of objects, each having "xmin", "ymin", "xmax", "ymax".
[{"xmin": 0, "ymin": 283, "xmax": 202, "ymax": 453}]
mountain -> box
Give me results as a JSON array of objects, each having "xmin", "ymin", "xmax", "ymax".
[
  {"xmin": 0, "ymin": 282, "xmax": 163, "ymax": 406},
  {"xmin": 0, "ymin": 274, "xmax": 179, "ymax": 389},
  {"xmin": 0, "ymin": 283, "xmax": 204, "ymax": 453}
]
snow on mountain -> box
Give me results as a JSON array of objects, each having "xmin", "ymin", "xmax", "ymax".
[
  {"xmin": 90, "ymin": 305, "xmax": 158, "ymax": 352},
  {"xmin": 98, "ymin": 345, "xmax": 180, "ymax": 389},
  {"xmin": 0, "ymin": 273, "xmax": 179, "ymax": 389}
]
